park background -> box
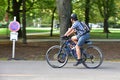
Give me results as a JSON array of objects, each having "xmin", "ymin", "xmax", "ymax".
[{"xmin": 0, "ymin": 0, "xmax": 120, "ymax": 61}]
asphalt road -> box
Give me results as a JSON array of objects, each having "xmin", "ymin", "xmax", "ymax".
[{"xmin": 0, "ymin": 61, "xmax": 119, "ymax": 80}]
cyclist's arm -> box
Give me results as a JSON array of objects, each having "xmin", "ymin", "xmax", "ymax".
[{"xmin": 64, "ymin": 27, "xmax": 75, "ymax": 36}]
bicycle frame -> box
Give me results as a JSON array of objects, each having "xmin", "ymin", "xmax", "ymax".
[
  {"xmin": 61, "ymin": 38, "xmax": 93, "ymax": 60},
  {"xmin": 61, "ymin": 39, "xmax": 78, "ymax": 60}
]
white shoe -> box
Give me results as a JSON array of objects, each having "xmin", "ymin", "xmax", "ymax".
[{"xmin": 71, "ymin": 47, "xmax": 75, "ymax": 50}]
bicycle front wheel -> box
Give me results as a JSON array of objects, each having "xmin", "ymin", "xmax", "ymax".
[
  {"xmin": 46, "ymin": 45, "xmax": 68, "ymax": 68},
  {"xmin": 82, "ymin": 45, "xmax": 103, "ymax": 69}
]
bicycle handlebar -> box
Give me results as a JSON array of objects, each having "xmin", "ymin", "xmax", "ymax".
[{"xmin": 61, "ymin": 36, "xmax": 70, "ymax": 40}]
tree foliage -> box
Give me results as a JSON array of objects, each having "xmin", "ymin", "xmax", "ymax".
[
  {"xmin": 72, "ymin": 0, "xmax": 103, "ymax": 23},
  {"xmin": 95, "ymin": 0, "xmax": 117, "ymax": 32},
  {"xmin": 0, "ymin": 0, "xmax": 7, "ymax": 21},
  {"xmin": 0, "ymin": 0, "xmax": 120, "ymax": 39}
]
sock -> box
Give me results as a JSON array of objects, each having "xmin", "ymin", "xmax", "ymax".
[{"xmin": 77, "ymin": 59, "xmax": 82, "ymax": 61}]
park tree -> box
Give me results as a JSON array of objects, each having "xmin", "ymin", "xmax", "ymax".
[
  {"xmin": 96, "ymin": 0, "xmax": 116, "ymax": 33},
  {"xmin": 22, "ymin": 0, "xmax": 27, "ymax": 43},
  {"xmin": 56, "ymin": 0, "xmax": 72, "ymax": 37},
  {"xmin": 34, "ymin": 0, "xmax": 56, "ymax": 36},
  {"xmin": 26, "ymin": 0, "xmax": 56, "ymax": 37},
  {"xmin": 7, "ymin": 0, "xmax": 23, "ymax": 37},
  {"xmin": 1, "ymin": 0, "xmax": 120, "ymax": 40},
  {"xmin": 84, "ymin": 0, "xmax": 90, "ymax": 26},
  {"xmin": 72, "ymin": 0, "xmax": 103, "ymax": 23},
  {"xmin": 0, "ymin": 0, "xmax": 7, "ymax": 21},
  {"xmin": 113, "ymin": 0, "xmax": 120, "ymax": 23},
  {"xmin": 50, "ymin": 7, "xmax": 56, "ymax": 36},
  {"xmin": 6, "ymin": 0, "xmax": 35, "ymax": 38},
  {"xmin": 5, "ymin": 0, "xmax": 56, "ymax": 42},
  {"xmin": 72, "ymin": 0, "xmax": 92, "ymax": 26}
]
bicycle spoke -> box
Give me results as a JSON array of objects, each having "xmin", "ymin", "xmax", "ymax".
[
  {"xmin": 82, "ymin": 46, "xmax": 103, "ymax": 69},
  {"xmin": 46, "ymin": 45, "xmax": 68, "ymax": 68}
]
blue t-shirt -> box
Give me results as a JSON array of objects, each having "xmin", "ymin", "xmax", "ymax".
[{"xmin": 71, "ymin": 20, "xmax": 86, "ymax": 36}]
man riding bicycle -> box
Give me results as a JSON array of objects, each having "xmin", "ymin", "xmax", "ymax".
[{"xmin": 63, "ymin": 13, "xmax": 90, "ymax": 66}]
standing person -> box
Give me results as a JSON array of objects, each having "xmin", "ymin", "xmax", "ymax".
[{"xmin": 63, "ymin": 13, "xmax": 90, "ymax": 66}]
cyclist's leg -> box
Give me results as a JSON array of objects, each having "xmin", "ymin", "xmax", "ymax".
[
  {"xmin": 71, "ymin": 35, "xmax": 82, "ymax": 66},
  {"xmin": 77, "ymin": 33, "xmax": 90, "ymax": 58},
  {"xmin": 77, "ymin": 33, "xmax": 90, "ymax": 47},
  {"xmin": 74, "ymin": 33, "xmax": 90, "ymax": 66},
  {"xmin": 70, "ymin": 36, "xmax": 77, "ymax": 49},
  {"xmin": 71, "ymin": 35, "xmax": 77, "ymax": 44},
  {"xmin": 73, "ymin": 37, "xmax": 83, "ymax": 66}
]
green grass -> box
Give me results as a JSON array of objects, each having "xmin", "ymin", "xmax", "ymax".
[
  {"xmin": 90, "ymin": 28, "xmax": 120, "ymax": 39},
  {"xmin": 0, "ymin": 28, "xmax": 10, "ymax": 34},
  {"xmin": 90, "ymin": 32, "xmax": 120, "ymax": 39},
  {"xmin": 26, "ymin": 27, "xmax": 51, "ymax": 33},
  {"xmin": 0, "ymin": 27, "xmax": 120, "ymax": 39}
]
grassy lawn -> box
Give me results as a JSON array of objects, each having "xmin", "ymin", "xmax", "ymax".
[
  {"xmin": 0, "ymin": 27, "xmax": 120, "ymax": 39},
  {"xmin": 90, "ymin": 28, "xmax": 120, "ymax": 39}
]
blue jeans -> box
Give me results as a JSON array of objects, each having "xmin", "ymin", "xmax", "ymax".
[{"xmin": 76, "ymin": 33, "xmax": 90, "ymax": 46}]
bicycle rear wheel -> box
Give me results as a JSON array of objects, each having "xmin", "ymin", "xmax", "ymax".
[
  {"xmin": 46, "ymin": 45, "xmax": 68, "ymax": 68},
  {"xmin": 82, "ymin": 45, "xmax": 103, "ymax": 69}
]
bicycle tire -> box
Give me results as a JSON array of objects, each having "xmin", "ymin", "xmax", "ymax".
[
  {"xmin": 82, "ymin": 45, "xmax": 103, "ymax": 69},
  {"xmin": 46, "ymin": 45, "xmax": 68, "ymax": 68}
]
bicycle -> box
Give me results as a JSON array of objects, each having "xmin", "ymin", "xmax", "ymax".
[{"xmin": 46, "ymin": 36, "xmax": 103, "ymax": 69}]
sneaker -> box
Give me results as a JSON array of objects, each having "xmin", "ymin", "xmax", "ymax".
[
  {"xmin": 73, "ymin": 59, "xmax": 83, "ymax": 66},
  {"xmin": 71, "ymin": 47, "xmax": 75, "ymax": 50}
]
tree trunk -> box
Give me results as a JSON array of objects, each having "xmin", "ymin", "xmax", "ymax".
[
  {"xmin": 103, "ymin": 17, "xmax": 109, "ymax": 33},
  {"xmin": 50, "ymin": 7, "xmax": 56, "ymax": 37},
  {"xmin": 85, "ymin": 0, "xmax": 90, "ymax": 26},
  {"xmin": 12, "ymin": 0, "xmax": 22, "ymax": 37},
  {"xmin": 22, "ymin": 0, "xmax": 27, "ymax": 44},
  {"xmin": 56, "ymin": 0, "xmax": 72, "ymax": 37}
]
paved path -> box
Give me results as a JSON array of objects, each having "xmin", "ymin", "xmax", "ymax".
[{"xmin": 0, "ymin": 61, "xmax": 119, "ymax": 80}]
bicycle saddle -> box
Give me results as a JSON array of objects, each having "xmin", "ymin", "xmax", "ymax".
[{"xmin": 85, "ymin": 40, "xmax": 92, "ymax": 44}]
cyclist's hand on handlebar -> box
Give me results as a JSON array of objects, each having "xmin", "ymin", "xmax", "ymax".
[{"xmin": 61, "ymin": 36, "xmax": 69, "ymax": 40}]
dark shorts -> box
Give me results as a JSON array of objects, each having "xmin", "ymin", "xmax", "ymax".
[{"xmin": 76, "ymin": 33, "xmax": 90, "ymax": 46}]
